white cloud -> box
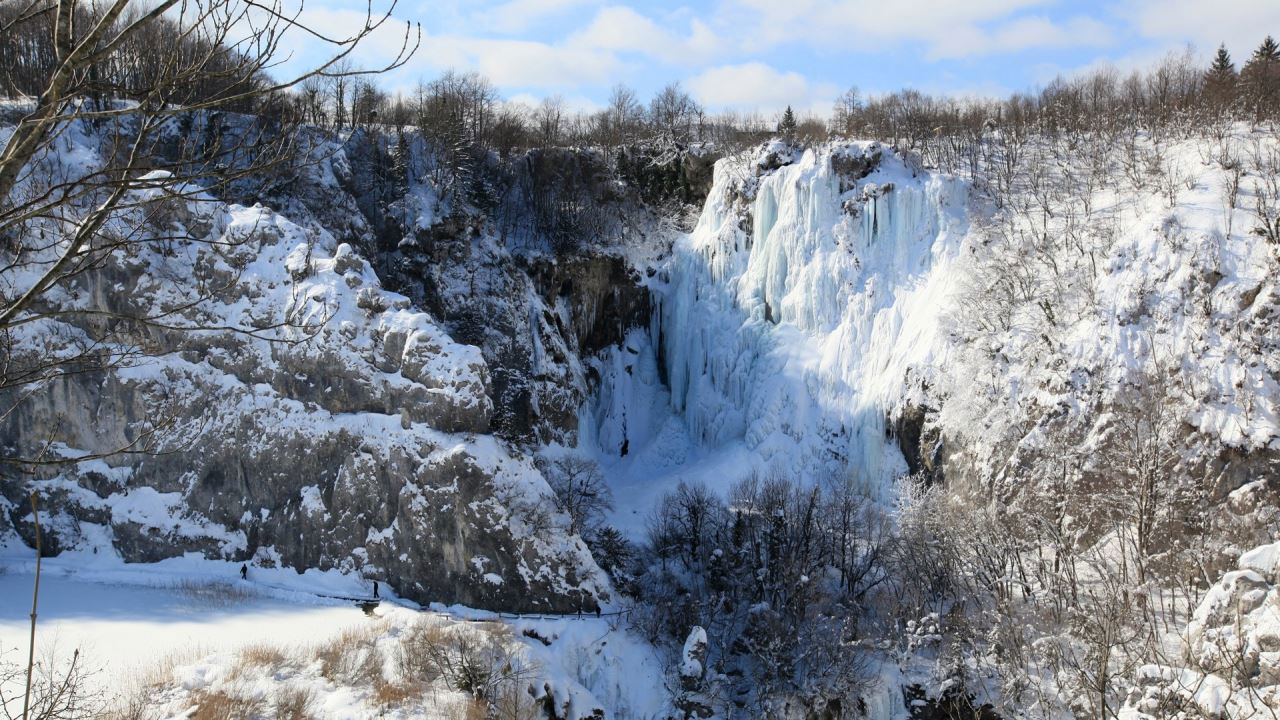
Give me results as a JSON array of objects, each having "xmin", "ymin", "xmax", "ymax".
[
  {"xmin": 928, "ymin": 16, "xmax": 1115, "ymax": 59},
  {"xmin": 239, "ymin": 0, "xmax": 1134, "ymax": 107},
  {"xmin": 1123, "ymin": 0, "xmax": 1280, "ymax": 57},
  {"xmin": 567, "ymin": 6, "xmax": 725, "ymax": 64},
  {"xmin": 717, "ymin": 0, "xmax": 1113, "ymax": 59},
  {"xmin": 458, "ymin": 38, "xmax": 623, "ymax": 88},
  {"xmin": 687, "ymin": 62, "xmax": 836, "ymax": 112},
  {"xmin": 507, "ymin": 92, "xmax": 604, "ymax": 113},
  {"xmin": 275, "ymin": 7, "xmax": 624, "ymax": 91},
  {"xmin": 477, "ymin": 0, "xmax": 598, "ymax": 34}
]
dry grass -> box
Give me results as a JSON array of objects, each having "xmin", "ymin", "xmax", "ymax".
[
  {"xmin": 188, "ymin": 686, "xmax": 266, "ymax": 720},
  {"xmin": 101, "ymin": 693, "xmax": 165, "ymax": 720},
  {"xmin": 174, "ymin": 578, "xmax": 253, "ymax": 608},
  {"xmin": 312, "ymin": 621, "xmax": 426, "ymax": 710},
  {"xmin": 107, "ymin": 618, "xmax": 534, "ymax": 719},
  {"xmin": 274, "ymin": 684, "xmax": 317, "ymax": 720},
  {"xmin": 131, "ymin": 644, "xmax": 211, "ymax": 690},
  {"xmin": 448, "ymin": 698, "xmax": 489, "ymax": 720},
  {"xmin": 226, "ymin": 641, "xmax": 294, "ymax": 682},
  {"xmin": 372, "ymin": 676, "xmax": 418, "ymax": 708},
  {"xmin": 314, "ymin": 623, "xmax": 384, "ymax": 686},
  {"xmin": 103, "ymin": 644, "xmax": 213, "ymax": 720},
  {"xmin": 239, "ymin": 642, "xmax": 288, "ymax": 667}
]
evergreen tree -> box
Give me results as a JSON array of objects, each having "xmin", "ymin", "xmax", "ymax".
[
  {"xmin": 1242, "ymin": 36, "xmax": 1280, "ymax": 120},
  {"xmin": 1257, "ymin": 35, "xmax": 1280, "ymax": 62},
  {"xmin": 1203, "ymin": 44, "xmax": 1239, "ymax": 110},
  {"xmin": 778, "ymin": 105, "xmax": 798, "ymax": 138}
]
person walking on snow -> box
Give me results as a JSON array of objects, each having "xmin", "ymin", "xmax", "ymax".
[
  {"xmin": 239, "ymin": 563, "xmax": 248, "ymax": 580},
  {"xmin": 373, "ymin": 581, "xmax": 379, "ymax": 599}
]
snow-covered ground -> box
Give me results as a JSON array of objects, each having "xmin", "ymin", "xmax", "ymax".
[
  {"xmin": 0, "ymin": 549, "xmax": 390, "ymax": 695},
  {"xmin": 0, "ymin": 549, "xmax": 670, "ymax": 718}
]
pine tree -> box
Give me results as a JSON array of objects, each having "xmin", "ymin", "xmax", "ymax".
[
  {"xmin": 1242, "ymin": 36, "xmax": 1280, "ymax": 121},
  {"xmin": 1257, "ymin": 35, "xmax": 1280, "ymax": 62},
  {"xmin": 1204, "ymin": 45, "xmax": 1239, "ymax": 110},
  {"xmin": 777, "ymin": 105, "xmax": 797, "ymax": 138}
]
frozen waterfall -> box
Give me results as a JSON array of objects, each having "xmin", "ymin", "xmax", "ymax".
[{"xmin": 587, "ymin": 142, "xmax": 970, "ymax": 498}]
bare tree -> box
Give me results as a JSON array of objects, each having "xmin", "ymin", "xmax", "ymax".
[
  {"xmin": 532, "ymin": 95, "xmax": 564, "ymax": 147},
  {"xmin": 537, "ymin": 455, "xmax": 612, "ymax": 536},
  {"xmin": 597, "ymin": 83, "xmax": 642, "ymax": 152},
  {"xmin": 831, "ymin": 86, "xmax": 862, "ymax": 136},
  {"xmin": 0, "ymin": 647, "xmax": 100, "ymax": 720},
  {"xmin": 647, "ymin": 82, "xmax": 700, "ymax": 145}
]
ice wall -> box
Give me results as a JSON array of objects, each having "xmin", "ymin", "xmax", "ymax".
[{"xmin": 609, "ymin": 143, "xmax": 970, "ymax": 491}]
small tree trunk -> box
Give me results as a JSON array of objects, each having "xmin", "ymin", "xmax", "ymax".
[{"xmin": 22, "ymin": 491, "xmax": 42, "ymax": 720}]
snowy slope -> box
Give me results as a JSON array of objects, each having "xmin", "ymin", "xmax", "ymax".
[
  {"xmin": 939, "ymin": 129, "xmax": 1280, "ymax": 498},
  {"xmin": 1122, "ymin": 541, "xmax": 1280, "ymax": 719}
]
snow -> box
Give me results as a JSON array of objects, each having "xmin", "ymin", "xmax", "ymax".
[
  {"xmin": 585, "ymin": 131, "xmax": 1280, "ymax": 551},
  {"xmin": 1240, "ymin": 542, "xmax": 1280, "ymax": 577},
  {"xmin": 0, "ymin": 115, "xmax": 610, "ymax": 608},
  {"xmin": 8, "ymin": 110, "xmax": 1279, "ymax": 719},
  {"xmin": 0, "ymin": 570, "xmax": 375, "ymax": 698},
  {"xmin": 506, "ymin": 614, "xmax": 670, "ymax": 720},
  {"xmin": 1121, "ymin": 539, "xmax": 1280, "ymax": 720}
]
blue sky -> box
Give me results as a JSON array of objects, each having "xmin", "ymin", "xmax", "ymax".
[{"xmin": 281, "ymin": 0, "xmax": 1280, "ymax": 116}]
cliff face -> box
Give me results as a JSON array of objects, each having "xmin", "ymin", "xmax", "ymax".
[
  {"xmin": 0, "ymin": 119, "xmax": 683, "ymax": 612},
  {"xmin": 13, "ymin": 111, "xmax": 1274, "ymax": 638},
  {"xmin": 308, "ymin": 140, "xmax": 670, "ymax": 446}
]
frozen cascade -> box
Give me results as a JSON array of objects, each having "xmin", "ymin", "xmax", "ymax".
[{"xmin": 588, "ymin": 142, "xmax": 970, "ymax": 497}]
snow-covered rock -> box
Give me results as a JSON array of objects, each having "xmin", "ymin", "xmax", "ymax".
[
  {"xmin": 1124, "ymin": 541, "xmax": 1280, "ymax": 719},
  {"xmin": 0, "ymin": 119, "xmax": 608, "ymax": 612},
  {"xmin": 680, "ymin": 625, "xmax": 708, "ymax": 683}
]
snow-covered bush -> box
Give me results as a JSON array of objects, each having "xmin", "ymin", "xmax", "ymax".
[{"xmin": 635, "ymin": 474, "xmax": 881, "ymax": 716}]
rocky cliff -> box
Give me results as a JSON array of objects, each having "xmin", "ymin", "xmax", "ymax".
[{"xmin": 0, "ymin": 117, "xmax": 688, "ymax": 612}]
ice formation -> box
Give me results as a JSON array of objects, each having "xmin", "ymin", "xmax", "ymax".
[{"xmin": 587, "ymin": 142, "xmax": 969, "ymax": 496}]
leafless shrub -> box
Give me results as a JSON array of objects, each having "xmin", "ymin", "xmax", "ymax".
[
  {"xmin": 535, "ymin": 454, "xmax": 613, "ymax": 536},
  {"xmin": 396, "ymin": 619, "xmax": 448, "ymax": 685},
  {"xmin": 1247, "ymin": 142, "xmax": 1280, "ymax": 246},
  {"xmin": 0, "ymin": 645, "xmax": 101, "ymax": 720},
  {"xmin": 272, "ymin": 685, "xmax": 317, "ymax": 720},
  {"xmin": 401, "ymin": 623, "xmax": 538, "ymax": 711}
]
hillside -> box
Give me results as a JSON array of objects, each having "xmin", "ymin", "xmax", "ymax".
[{"xmin": 2, "ymin": 112, "xmax": 1279, "ymax": 719}]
